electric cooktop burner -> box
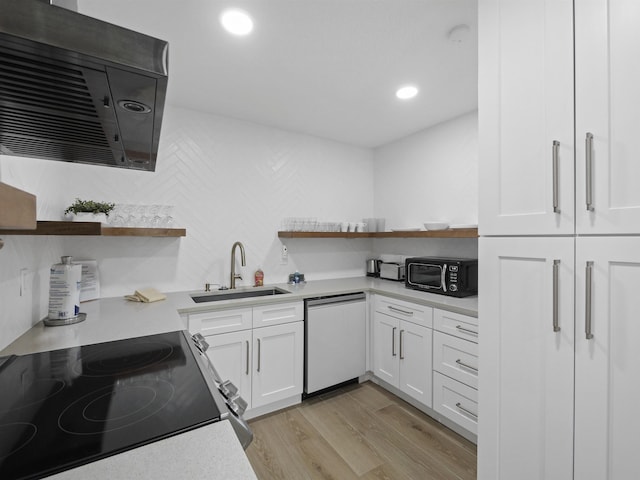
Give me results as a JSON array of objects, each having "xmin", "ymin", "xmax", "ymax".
[{"xmin": 0, "ymin": 331, "xmax": 221, "ymax": 480}]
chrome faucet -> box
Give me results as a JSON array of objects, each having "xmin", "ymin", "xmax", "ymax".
[{"xmin": 230, "ymin": 241, "xmax": 246, "ymax": 289}]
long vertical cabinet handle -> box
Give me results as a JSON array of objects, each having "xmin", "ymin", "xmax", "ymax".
[
  {"xmin": 585, "ymin": 261, "xmax": 594, "ymax": 339},
  {"xmin": 553, "ymin": 259, "xmax": 561, "ymax": 332},
  {"xmin": 392, "ymin": 327, "xmax": 397, "ymax": 356},
  {"xmin": 399, "ymin": 330, "xmax": 405, "ymax": 359},
  {"xmin": 257, "ymin": 338, "xmax": 261, "ymax": 372},
  {"xmin": 553, "ymin": 141, "xmax": 561, "ymax": 213},
  {"xmin": 586, "ymin": 133, "xmax": 595, "ymax": 211},
  {"xmin": 245, "ymin": 340, "xmax": 250, "ymax": 375}
]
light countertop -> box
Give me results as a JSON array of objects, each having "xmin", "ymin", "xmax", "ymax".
[
  {"xmin": 167, "ymin": 276, "xmax": 478, "ymax": 318},
  {"xmin": 47, "ymin": 421, "xmax": 257, "ymax": 480}
]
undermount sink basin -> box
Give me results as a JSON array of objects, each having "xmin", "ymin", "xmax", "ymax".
[{"xmin": 191, "ymin": 287, "xmax": 291, "ymax": 303}]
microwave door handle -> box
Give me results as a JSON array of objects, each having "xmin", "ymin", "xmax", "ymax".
[{"xmin": 442, "ymin": 264, "xmax": 447, "ymax": 292}]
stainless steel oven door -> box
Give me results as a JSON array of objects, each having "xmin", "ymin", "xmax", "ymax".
[{"xmin": 407, "ymin": 262, "xmax": 447, "ymax": 292}]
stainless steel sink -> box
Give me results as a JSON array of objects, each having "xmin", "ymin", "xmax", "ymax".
[{"xmin": 191, "ymin": 287, "xmax": 291, "ymax": 303}]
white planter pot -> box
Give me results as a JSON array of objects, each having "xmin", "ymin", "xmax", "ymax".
[{"xmin": 70, "ymin": 212, "xmax": 108, "ymax": 223}]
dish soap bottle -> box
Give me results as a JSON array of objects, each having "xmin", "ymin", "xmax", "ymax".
[{"xmin": 254, "ymin": 267, "xmax": 264, "ymax": 287}]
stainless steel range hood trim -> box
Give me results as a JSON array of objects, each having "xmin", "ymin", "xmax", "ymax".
[{"xmin": 0, "ymin": 0, "xmax": 169, "ymax": 172}]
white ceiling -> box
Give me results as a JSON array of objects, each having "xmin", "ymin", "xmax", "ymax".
[{"xmin": 78, "ymin": 0, "xmax": 478, "ymax": 148}]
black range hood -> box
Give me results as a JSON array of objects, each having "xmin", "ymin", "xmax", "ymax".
[{"xmin": 0, "ymin": 0, "xmax": 169, "ymax": 171}]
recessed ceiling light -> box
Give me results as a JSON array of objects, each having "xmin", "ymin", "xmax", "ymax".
[
  {"xmin": 220, "ymin": 9, "xmax": 253, "ymax": 36},
  {"xmin": 396, "ymin": 85, "xmax": 419, "ymax": 100}
]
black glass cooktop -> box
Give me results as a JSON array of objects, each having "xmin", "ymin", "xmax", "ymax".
[{"xmin": 0, "ymin": 331, "xmax": 221, "ymax": 480}]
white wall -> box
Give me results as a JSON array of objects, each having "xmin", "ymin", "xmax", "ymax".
[
  {"xmin": 0, "ymin": 108, "xmax": 479, "ymax": 351},
  {"xmin": 0, "ymin": 106, "xmax": 374, "ymax": 350},
  {"xmin": 372, "ymin": 111, "xmax": 478, "ymax": 260}
]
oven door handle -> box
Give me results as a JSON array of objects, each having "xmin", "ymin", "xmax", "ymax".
[{"xmin": 441, "ymin": 264, "xmax": 447, "ymax": 292}]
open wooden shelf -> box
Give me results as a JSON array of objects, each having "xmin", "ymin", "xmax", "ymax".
[
  {"xmin": 277, "ymin": 228, "xmax": 478, "ymax": 239},
  {"xmin": 0, "ymin": 221, "xmax": 186, "ymax": 237}
]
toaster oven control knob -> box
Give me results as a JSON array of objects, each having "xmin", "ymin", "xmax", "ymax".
[
  {"xmin": 449, "ymin": 284, "xmax": 458, "ymax": 292},
  {"xmin": 219, "ymin": 380, "xmax": 239, "ymax": 399}
]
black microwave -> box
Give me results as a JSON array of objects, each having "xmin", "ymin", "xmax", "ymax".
[{"xmin": 405, "ymin": 257, "xmax": 478, "ymax": 297}]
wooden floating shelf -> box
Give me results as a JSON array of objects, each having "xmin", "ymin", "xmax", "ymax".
[
  {"xmin": 0, "ymin": 221, "xmax": 186, "ymax": 237},
  {"xmin": 277, "ymin": 228, "xmax": 478, "ymax": 239}
]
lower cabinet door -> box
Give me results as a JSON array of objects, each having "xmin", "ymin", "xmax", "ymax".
[
  {"xmin": 433, "ymin": 372, "xmax": 477, "ymax": 435},
  {"xmin": 398, "ymin": 320, "xmax": 432, "ymax": 407},
  {"xmin": 372, "ymin": 312, "xmax": 399, "ymax": 387},
  {"xmin": 205, "ymin": 330, "xmax": 252, "ymax": 410},
  {"xmin": 575, "ymin": 237, "xmax": 640, "ymax": 480},
  {"xmin": 252, "ymin": 321, "xmax": 303, "ymax": 409},
  {"xmin": 479, "ymin": 237, "xmax": 574, "ymax": 480}
]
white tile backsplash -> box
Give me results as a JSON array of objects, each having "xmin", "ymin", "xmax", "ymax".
[{"xmin": 0, "ymin": 106, "xmax": 478, "ymax": 350}]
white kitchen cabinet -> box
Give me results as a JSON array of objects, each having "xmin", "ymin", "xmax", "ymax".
[
  {"xmin": 252, "ymin": 321, "xmax": 303, "ymax": 409},
  {"xmin": 478, "ymin": 237, "xmax": 575, "ymax": 480},
  {"xmin": 188, "ymin": 300, "xmax": 304, "ymax": 414},
  {"xmin": 432, "ymin": 309, "xmax": 479, "ymax": 435},
  {"xmin": 433, "ymin": 372, "xmax": 478, "ymax": 435},
  {"xmin": 575, "ymin": 1, "xmax": 640, "ymax": 234},
  {"xmin": 205, "ymin": 329, "xmax": 252, "ymax": 409},
  {"xmin": 574, "ymin": 237, "xmax": 640, "ymax": 480},
  {"xmin": 478, "ymin": 0, "xmax": 574, "ymax": 235},
  {"xmin": 372, "ymin": 296, "xmax": 433, "ymax": 407}
]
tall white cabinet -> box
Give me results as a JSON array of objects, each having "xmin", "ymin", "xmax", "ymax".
[{"xmin": 479, "ymin": 1, "xmax": 640, "ymax": 479}]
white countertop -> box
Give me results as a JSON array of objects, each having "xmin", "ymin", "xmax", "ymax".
[
  {"xmin": 47, "ymin": 421, "xmax": 257, "ymax": 480},
  {"xmin": 167, "ymin": 276, "xmax": 478, "ymax": 318},
  {"xmin": 1, "ymin": 296, "xmax": 185, "ymax": 356}
]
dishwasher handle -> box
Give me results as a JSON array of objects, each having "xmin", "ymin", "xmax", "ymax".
[{"xmin": 305, "ymin": 292, "xmax": 366, "ymax": 307}]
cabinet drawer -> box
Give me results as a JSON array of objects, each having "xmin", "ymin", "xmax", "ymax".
[
  {"xmin": 434, "ymin": 309, "xmax": 478, "ymax": 342},
  {"xmin": 433, "ymin": 331, "xmax": 478, "ymax": 389},
  {"xmin": 253, "ymin": 301, "xmax": 303, "ymax": 328},
  {"xmin": 188, "ymin": 307, "xmax": 252, "ymax": 336},
  {"xmin": 433, "ymin": 372, "xmax": 478, "ymax": 435},
  {"xmin": 374, "ymin": 295, "xmax": 433, "ymax": 328}
]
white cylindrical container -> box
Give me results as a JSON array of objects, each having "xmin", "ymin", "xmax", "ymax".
[{"xmin": 48, "ymin": 256, "xmax": 82, "ymax": 321}]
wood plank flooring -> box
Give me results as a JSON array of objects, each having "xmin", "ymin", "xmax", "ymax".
[{"xmin": 246, "ymin": 382, "xmax": 477, "ymax": 480}]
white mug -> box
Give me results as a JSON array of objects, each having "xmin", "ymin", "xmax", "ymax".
[
  {"xmin": 356, "ymin": 222, "xmax": 366, "ymax": 232},
  {"xmin": 340, "ymin": 222, "xmax": 349, "ymax": 232}
]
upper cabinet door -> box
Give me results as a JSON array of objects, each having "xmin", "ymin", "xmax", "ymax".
[
  {"xmin": 576, "ymin": 0, "xmax": 640, "ymax": 234},
  {"xmin": 479, "ymin": 0, "xmax": 574, "ymax": 235}
]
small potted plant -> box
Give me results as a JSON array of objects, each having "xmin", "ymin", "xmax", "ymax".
[{"xmin": 64, "ymin": 198, "xmax": 115, "ymax": 223}]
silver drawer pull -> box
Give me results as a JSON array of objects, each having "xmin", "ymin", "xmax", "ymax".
[
  {"xmin": 553, "ymin": 140, "xmax": 561, "ymax": 213},
  {"xmin": 586, "ymin": 132, "xmax": 595, "ymax": 211},
  {"xmin": 399, "ymin": 330, "xmax": 404, "ymax": 359},
  {"xmin": 455, "ymin": 359, "xmax": 478, "ymax": 373},
  {"xmin": 585, "ymin": 261, "xmax": 594, "ymax": 339},
  {"xmin": 455, "ymin": 325, "xmax": 478, "ymax": 336},
  {"xmin": 392, "ymin": 327, "xmax": 397, "ymax": 356},
  {"xmin": 553, "ymin": 259, "xmax": 561, "ymax": 332},
  {"xmin": 257, "ymin": 338, "xmax": 261, "ymax": 372},
  {"xmin": 245, "ymin": 340, "xmax": 249, "ymax": 375},
  {"xmin": 455, "ymin": 402, "xmax": 478, "ymax": 419},
  {"xmin": 388, "ymin": 305, "xmax": 414, "ymax": 316}
]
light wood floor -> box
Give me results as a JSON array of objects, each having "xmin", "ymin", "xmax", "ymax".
[{"xmin": 246, "ymin": 381, "xmax": 477, "ymax": 480}]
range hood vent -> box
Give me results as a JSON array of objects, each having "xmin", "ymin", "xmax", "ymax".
[{"xmin": 0, "ymin": 0, "xmax": 169, "ymax": 171}]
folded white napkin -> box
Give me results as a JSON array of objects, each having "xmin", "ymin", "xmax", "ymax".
[{"xmin": 125, "ymin": 288, "xmax": 166, "ymax": 303}]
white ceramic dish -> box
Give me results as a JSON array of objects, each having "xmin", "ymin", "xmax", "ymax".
[{"xmin": 424, "ymin": 222, "xmax": 450, "ymax": 231}]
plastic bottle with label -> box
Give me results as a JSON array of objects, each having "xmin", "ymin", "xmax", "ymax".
[
  {"xmin": 48, "ymin": 256, "xmax": 82, "ymax": 320},
  {"xmin": 254, "ymin": 267, "xmax": 264, "ymax": 287}
]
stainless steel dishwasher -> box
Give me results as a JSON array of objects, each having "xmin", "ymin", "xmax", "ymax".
[{"xmin": 304, "ymin": 292, "xmax": 366, "ymax": 396}]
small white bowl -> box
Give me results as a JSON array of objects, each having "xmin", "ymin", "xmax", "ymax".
[{"xmin": 424, "ymin": 222, "xmax": 449, "ymax": 231}]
